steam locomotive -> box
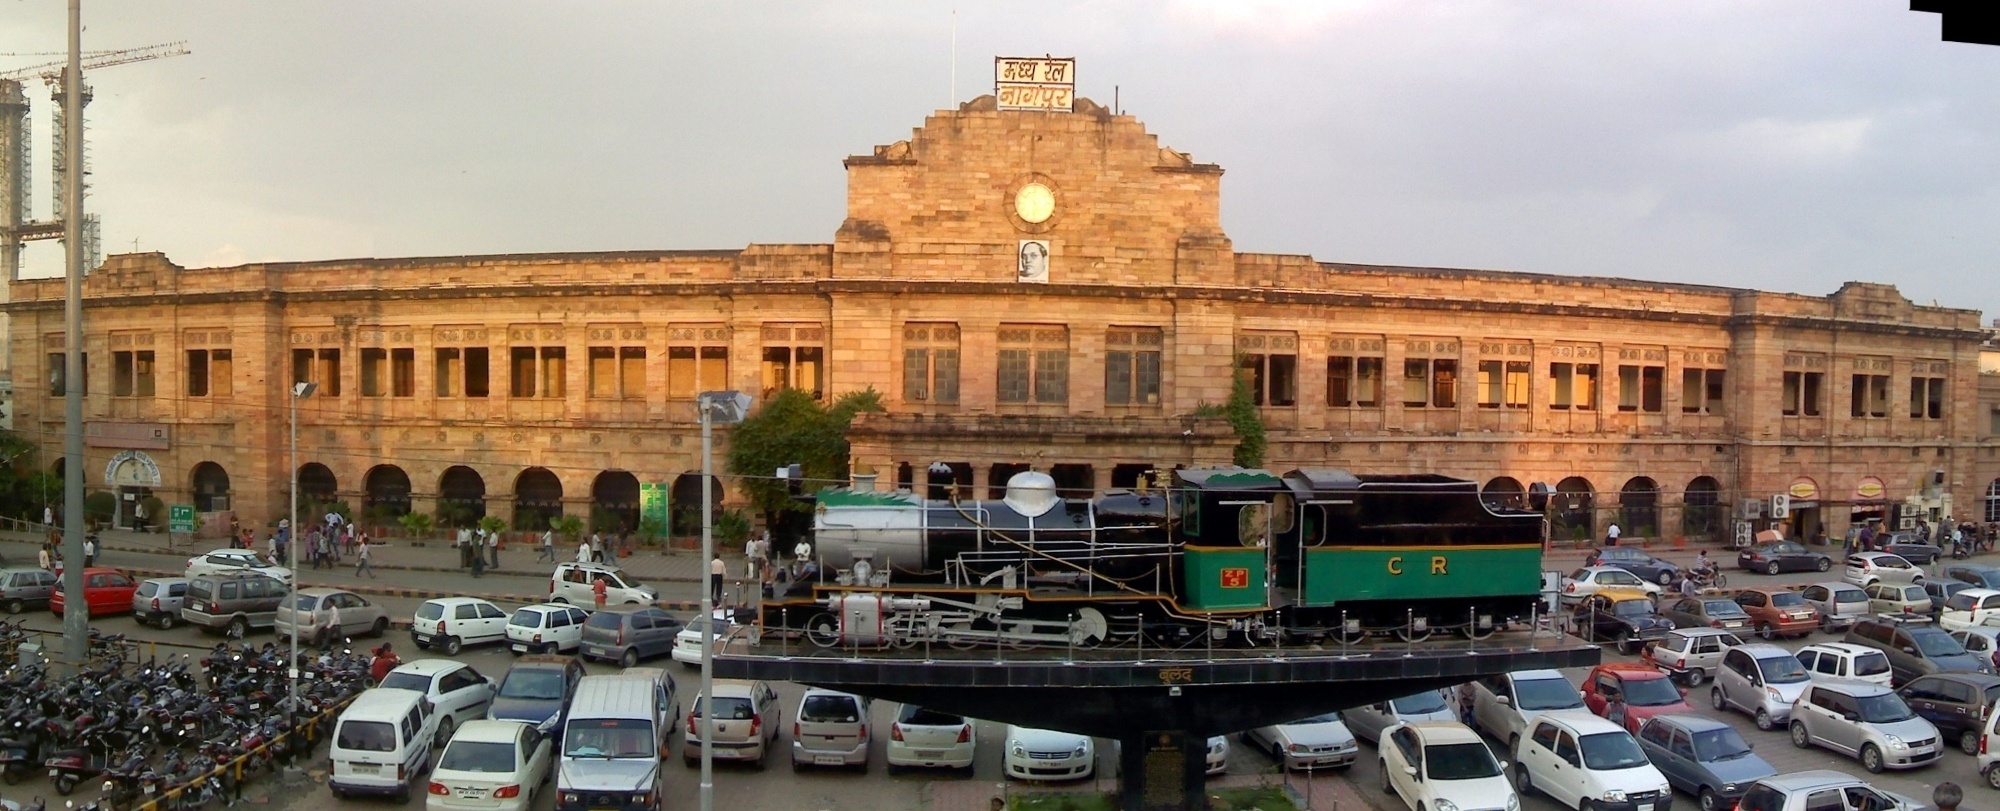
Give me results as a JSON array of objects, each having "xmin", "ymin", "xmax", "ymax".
[{"xmin": 757, "ymin": 467, "xmax": 1548, "ymax": 650}]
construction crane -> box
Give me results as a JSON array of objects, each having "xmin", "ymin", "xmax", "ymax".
[{"xmin": 0, "ymin": 40, "xmax": 190, "ymax": 83}]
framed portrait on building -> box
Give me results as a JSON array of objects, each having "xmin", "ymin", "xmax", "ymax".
[{"xmin": 1017, "ymin": 239, "xmax": 1051, "ymax": 284}]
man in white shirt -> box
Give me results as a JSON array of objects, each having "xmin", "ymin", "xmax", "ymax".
[
  {"xmin": 539, "ymin": 528, "xmax": 556, "ymax": 562},
  {"xmin": 1606, "ymin": 523, "xmax": 1622, "ymax": 547}
]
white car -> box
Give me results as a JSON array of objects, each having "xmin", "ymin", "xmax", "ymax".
[
  {"xmin": 1845, "ymin": 552, "xmax": 1923, "ymax": 587},
  {"xmin": 1798, "ymin": 581, "xmax": 1870, "ymax": 633},
  {"xmin": 1381, "ymin": 721, "xmax": 1519, "ymax": 811},
  {"xmin": 1471, "ymin": 670, "xmax": 1587, "ymax": 751},
  {"xmin": 1241, "ymin": 712, "xmax": 1358, "ymax": 771},
  {"xmin": 550, "ymin": 562, "xmax": 657, "ymax": 607},
  {"xmin": 1203, "ymin": 735, "xmax": 1228, "ymax": 776},
  {"xmin": 1512, "ymin": 713, "xmax": 1671, "ymax": 811},
  {"xmin": 885, "ymin": 705, "xmax": 977, "ymax": 772},
  {"xmin": 425, "ymin": 719, "xmax": 553, "ymax": 811},
  {"xmin": 1003, "ymin": 725, "xmax": 1094, "ymax": 781},
  {"xmin": 184, "ymin": 549, "xmax": 293, "ymax": 585},
  {"xmin": 1794, "ymin": 642, "xmax": 1894, "ymax": 687},
  {"xmin": 505, "ymin": 604, "xmax": 590, "ymax": 655},
  {"xmin": 1940, "ymin": 588, "xmax": 2000, "ymax": 632},
  {"xmin": 1561, "ymin": 567, "xmax": 1662, "ymax": 604},
  {"xmin": 673, "ymin": 610, "xmax": 733, "ymax": 667},
  {"xmin": 379, "ymin": 659, "xmax": 499, "ymax": 745},
  {"xmin": 414, "ymin": 597, "xmax": 511, "ymax": 656}
]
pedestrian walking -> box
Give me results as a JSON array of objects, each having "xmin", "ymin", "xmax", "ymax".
[
  {"xmin": 457, "ymin": 527, "xmax": 474, "ymax": 569},
  {"xmin": 590, "ymin": 533, "xmax": 605, "ymax": 564},
  {"xmin": 576, "ymin": 539, "xmax": 591, "ymax": 563},
  {"xmin": 470, "ymin": 547, "xmax": 485, "ymax": 578},
  {"xmin": 37, "ymin": 543, "xmax": 51, "ymax": 572},
  {"xmin": 83, "ymin": 535, "xmax": 96, "ymax": 568},
  {"xmin": 710, "ymin": 555, "xmax": 726, "ymax": 606},
  {"xmin": 1605, "ymin": 522, "xmax": 1622, "ymax": 547},
  {"xmin": 355, "ymin": 539, "xmax": 375, "ymax": 578},
  {"xmin": 538, "ymin": 528, "xmax": 556, "ymax": 562},
  {"xmin": 42, "ymin": 504, "xmax": 52, "ymax": 528},
  {"xmin": 744, "ymin": 535, "xmax": 764, "ymax": 582},
  {"xmin": 592, "ymin": 575, "xmax": 608, "ymax": 611},
  {"xmin": 1456, "ymin": 683, "xmax": 1475, "ymax": 726},
  {"xmin": 486, "ymin": 529, "xmax": 500, "ymax": 568}
]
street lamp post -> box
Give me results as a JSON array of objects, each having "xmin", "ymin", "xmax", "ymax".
[
  {"xmin": 287, "ymin": 381, "xmax": 317, "ymax": 722},
  {"xmin": 695, "ymin": 390, "xmax": 749, "ymax": 811}
]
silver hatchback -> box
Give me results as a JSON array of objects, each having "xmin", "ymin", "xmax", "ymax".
[
  {"xmin": 130, "ymin": 577, "xmax": 190, "ymax": 629},
  {"xmin": 0, "ymin": 568, "xmax": 56, "ymax": 614},
  {"xmin": 1788, "ymin": 682, "xmax": 1942, "ymax": 773},
  {"xmin": 1711, "ymin": 644, "xmax": 1812, "ymax": 731}
]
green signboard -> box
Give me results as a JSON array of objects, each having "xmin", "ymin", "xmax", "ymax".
[
  {"xmin": 168, "ymin": 504, "xmax": 198, "ymax": 534},
  {"xmin": 639, "ymin": 482, "xmax": 670, "ymax": 528}
]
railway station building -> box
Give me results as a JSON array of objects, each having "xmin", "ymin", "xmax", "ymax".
[{"xmin": 7, "ymin": 94, "xmax": 1997, "ymax": 545}]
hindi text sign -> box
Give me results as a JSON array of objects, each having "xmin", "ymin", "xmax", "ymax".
[{"xmin": 995, "ymin": 57, "xmax": 1076, "ymax": 112}]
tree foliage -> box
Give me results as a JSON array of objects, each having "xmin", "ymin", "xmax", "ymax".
[
  {"xmin": 727, "ymin": 387, "xmax": 886, "ymax": 525},
  {"xmin": 397, "ymin": 511, "xmax": 434, "ymax": 539},
  {"xmin": 1225, "ymin": 366, "xmax": 1267, "ymax": 468}
]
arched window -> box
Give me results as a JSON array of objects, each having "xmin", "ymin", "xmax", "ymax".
[
  {"xmin": 1552, "ymin": 477, "xmax": 1595, "ymax": 542},
  {"xmin": 1986, "ymin": 478, "xmax": 2000, "ymax": 523},
  {"xmin": 1683, "ymin": 476, "xmax": 1723, "ymax": 540},
  {"xmin": 592, "ymin": 471, "xmax": 641, "ymax": 535},
  {"xmin": 1482, "ymin": 477, "xmax": 1526, "ymax": 510},
  {"xmin": 514, "ymin": 468, "xmax": 565, "ymax": 533},
  {"xmin": 437, "ymin": 466, "xmax": 487, "ymax": 528},
  {"xmin": 191, "ymin": 462, "xmax": 230, "ymax": 512},
  {"xmin": 1620, "ymin": 477, "xmax": 1659, "ymax": 537},
  {"xmin": 365, "ymin": 465, "xmax": 412, "ymax": 521}
]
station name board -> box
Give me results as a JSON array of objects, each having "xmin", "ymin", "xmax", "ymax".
[{"xmin": 995, "ymin": 57, "xmax": 1075, "ymax": 112}]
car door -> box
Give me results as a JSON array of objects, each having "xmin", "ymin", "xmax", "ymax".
[
  {"xmin": 1474, "ymin": 676, "xmax": 1510, "ymax": 740},
  {"xmin": 471, "ymin": 602, "xmax": 507, "ymax": 643},
  {"xmin": 1718, "ymin": 649, "xmax": 1754, "ymax": 712},
  {"xmin": 444, "ymin": 665, "xmax": 495, "ymax": 722},
  {"xmin": 1824, "ymin": 690, "xmax": 1864, "ymax": 755},
  {"xmin": 1931, "ymin": 679, "xmax": 1976, "ymax": 737},
  {"xmin": 1551, "ymin": 728, "xmax": 1587, "ymax": 809},
  {"xmin": 1521, "ymin": 722, "xmax": 1563, "ymax": 801},
  {"xmin": 1663, "ymin": 726, "xmax": 1702, "ymax": 794},
  {"xmin": 1384, "ymin": 725, "xmax": 1419, "ymax": 806}
]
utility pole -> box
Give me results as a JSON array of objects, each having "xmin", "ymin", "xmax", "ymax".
[{"xmin": 58, "ymin": 0, "xmax": 86, "ymax": 675}]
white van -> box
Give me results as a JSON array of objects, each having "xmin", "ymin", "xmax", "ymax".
[
  {"xmin": 328, "ymin": 687, "xmax": 439, "ymax": 803},
  {"xmin": 557, "ymin": 676, "xmax": 667, "ymax": 811}
]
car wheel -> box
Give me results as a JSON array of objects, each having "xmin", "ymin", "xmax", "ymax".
[
  {"xmin": 1757, "ymin": 622, "xmax": 1776, "ymax": 641},
  {"xmin": 1685, "ymin": 668, "xmax": 1706, "ymax": 687},
  {"xmin": 156, "ymin": 613, "xmax": 175, "ymax": 631},
  {"xmin": 541, "ymin": 642, "xmax": 559, "ymax": 655},
  {"xmin": 3, "ymin": 599, "xmax": 20, "ymax": 615},
  {"xmin": 1658, "ymin": 570, "xmax": 1675, "ymax": 586},
  {"xmin": 1790, "ymin": 721, "xmax": 1810, "ymax": 748},
  {"xmin": 1579, "ymin": 801, "xmax": 1594, "ymax": 811},
  {"xmin": 1617, "ymin": 631, "xmax": 1637, "ymax": 655},
  {"xmin": 1699, "ymin": 788, "xmax": 1720, "ymax": 811},
  {"xmin": 1755, "ymin": 709, "xmax": 1774, "ymax": 731},
  {"xmin": 791, "ymin": 757, "xmax": 803, "ymax": 773},
  {"xmin": 1379, "ymin": 761, "xmax": 1392, "ymax": 794},
  {"xmin": 372, "ymin": 617, "xmax": 389, "ymax": 637},
  {"xmin": 1765, "ymin": 561, "xmax": 1781, "ymax": 576},
  {"xmin": 621, "ymin": 647, "xmax": 640, "ymax": 668},
  {"xmin": 228, "ymin": 616, "xmax": 248, "ymax": 638},
  {"xmin": 1710, "ymin": 688, "xmax": 1725, "ymax": 711},
  {"xmin": 1817, "ymin": 558, "xmax": 1831, "ymax": 572},
  {"xmin": 1965, "ymin": 729, "xmax": 1982, "ymax": 756},
  {"xmin": 436, "ymin": 715, "xmax": 456, "ymax": 746},
  {"xmin": 1861, "ymin": 743, "xmax": 1884, "ymax": 773},
  {"xmin": 1988, "ymin": 764, "xmax": 2000, "ymax": 790},
  {"xmin": 442, "ymin": 635, "xmax": 463, "ymax": 656},
  {"xmin": 1512, "ymin": 763, "xmax": 1533, "ymax": 797}
]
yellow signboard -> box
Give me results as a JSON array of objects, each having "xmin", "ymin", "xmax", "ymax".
[{"xmin": 995, "ymin": 57, "xmax": 1076, "ymax": 112}]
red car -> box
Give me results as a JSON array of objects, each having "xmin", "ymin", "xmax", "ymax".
[
  {"xmin": 48, "ymin": 568, "xmax": 138, "ymax": 617},
  {"xmin": 1580, "ymin": 663, "xmax": 1692, "ymax": 734}
]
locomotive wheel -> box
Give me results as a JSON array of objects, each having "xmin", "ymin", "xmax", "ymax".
[
  {"xmin": 805, "ymin": 613, "xmax": 840, "ymax": 649},
  {"xmin": 1070, "ymin": 608, "xmax": 1109, "ymax": 649}
]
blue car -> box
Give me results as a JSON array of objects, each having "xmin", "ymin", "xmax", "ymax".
[
  {"xmin": 1636, "ymin": 714, "xmax": 1776, "ymax": 811},
  {"xmin": 484, "ymin": 654, "xmax": 585, "ymax": 736}
]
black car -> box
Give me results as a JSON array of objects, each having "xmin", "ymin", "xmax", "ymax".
[
  {"xmin": 1898, "ymin": 672, "xmax": 2000, "ymax": 755},
  {"xmin": 1572, "ymin": 592, "xmax": 1675, "ymax": 654},
  {"xmin": 1923, "ymin": 580, "xmax": 1974, "ymax": 618},
  {"xmin": 1736, "ymin": 541, "xmax": 1831, "ymax": 575},
  {"xmin": 486, "ymin": 654, "xmax": 587, "ymax": 736},
  {"xmin": 1590, "ymin": 547, "xmax": 1683, "ymax": 586},
  {"xmin": 1879, "ymin": 532, "xmax": 1943, "ymax": 565}
]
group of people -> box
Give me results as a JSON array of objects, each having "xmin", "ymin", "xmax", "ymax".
[
  {"xmin": 454, "ymin": 526, "xmax": 504, "ymax": 577},
  {"xmin": 34, "ymin": 535, "xmax": 95, "ymax": 573},
  {"xmin": 1850, "ymin": 517, "xmax": 1999, "ymax": 557}
]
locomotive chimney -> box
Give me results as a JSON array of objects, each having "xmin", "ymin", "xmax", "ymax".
[{"xmin": 852, "ymin": 472, "xmax": 878, "ymax": 492}]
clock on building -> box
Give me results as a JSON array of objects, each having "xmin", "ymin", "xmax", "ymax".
[{"xmin": 1014, "ymin": 182, "xmax": 1056, "ymax": 224}]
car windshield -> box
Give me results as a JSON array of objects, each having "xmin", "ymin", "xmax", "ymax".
[
  {"xmin": 563, "ymin": 718, "xmax": 655, "ymax": 759},
  {"xmin": 378, "ymin": 672, "xmax": 429, "ymax": 693},
  {"xmin": 1901, "ymin": 586, "xmax": 1928, "ymax": 601},
  {"xmin": 1769, "ymin": 592, "xmax": 1806, "ymax": 608},
  {"xmin": 290, "ymin": 595, "xmax": 319, "ymax": 610},
  {"xmin": 1424, "ymin": 742, "xmax": 1501, "ymax": 780},
  {"xmin": 1691, "ymin": 728, "xmax": 1754, "ymax": 761},
  {"xmin": 438, "ymin": 741, "xmax": 515, "ymax": 773},
  {"xmin": 899, "ymin": 706, "xmax": 965, "ymax": 726},
  {"xmin": 691, "ymin": 696, "xmax": 755, "ymax": 720},
  {"xmin": 1515, "ymin": 678, "xmax": 1583, "ymax": 711},
  {"xmin": 1854, "ymin": 652, "xmax": 1891, "ymax": 677},
  {"xmin": 497, "ymin": 669, "xmax": 566, "ymax": 701},
  {"xmin": 508, "ymin": 609, "xmax": 543, "ymax": 628},
  {"xmin": 1601, "ymin": 571, "xmax": 1641, "ymax": 586},
  {"xmin": 1623, "ymin": 677, "xmax": 1682, "ymax": 707},
  {"xmin": 800, "ymin": 695, "xmax": 862, "ymax": 723},
  {"xmin": 1856, "ymin": 692, "xmax": 1916, "ymax": 723},
  {"xmin": 336, "ymin": 720, "xmax": 395, "ymax": 752},
  {"xmin": 1754, "ymin": 656, "xmax": 1809, "ymax": 684},
  {"xmin": 685, "ymin": 618, "xmax": 727, "ymax": 635},
  {"xmin": 1578, "ymin": 732, "xmax": 1649, "ymax": 770},
  {"xmin": 1832, "ymin": 588, "xmax": 1866, "ymax": 603},
  {"xmin": 1914, "ymin": 632, "xmax": 1967, "ymax": 658},
  {"xmin": 415, "ymin": 602, "xmax": 444, "ymax": 621},
  {"xmin": 1290, "ymin": 713, "xmax": 1342, "ymax": 725},
  {"xmin": 1391, "ymin": 691, "xmax": 1449, "ymax": 715},
  {"xmin": 1703, "ymin": 600, "xmax": 1748, "ymax": 617},
  {"xmin": 1876, "ymin": 557, "xmax": 1910, "ymax": 569},
  {"xmin": 1611, "ymin": 601, "xmax": 1654, "ymax": 617}
]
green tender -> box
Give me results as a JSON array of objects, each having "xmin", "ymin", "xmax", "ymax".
[
  {"xmin": 1301, "ymin": 546, "xmax": 1542, "ymax": 606},
  {"xmin": 1182, "ymin": 546, "xmax": 1269, "ymax": 610}
]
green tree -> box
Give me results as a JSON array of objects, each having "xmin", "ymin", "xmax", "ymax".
[
  {"xmin": 397, "ymin": 511, "xmax": 434, "ymax": 539},
  {"xmin": 477, "ymin": 515, "xmax": 509, "ymax": 538},
  {"xmin": 726, "ymin": 387, "xmax": 885, "ymax": 526},
  {"xmin": 550, "ymin": 514, "xmax": 585, "ymax": 545},
  {"xmin": 1225, "ymin": 366, "xmax": 1267, "ymax": 468}
]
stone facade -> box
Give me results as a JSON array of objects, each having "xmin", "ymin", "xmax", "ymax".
[{"xmin": 7, "ymin": 95, "xmax": 1998, "ymax": 542}]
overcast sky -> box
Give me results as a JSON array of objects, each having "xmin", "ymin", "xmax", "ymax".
[{"xmin": 3, "ymin": 1, "xmax": 1996, "ymax": 319}]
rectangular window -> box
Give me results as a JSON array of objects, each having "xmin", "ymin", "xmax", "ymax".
[
  {"xmin": 1803, "ymin": 372, "xmax": 1822, "ymax": 416},
  {"xmin": 1241, "ymin": 353, "xmax": 1299, "ymax": 407},
  {"xmin": 619, "ymin": 347, "xmax": 645, "ymax": 398},
  {"xmin": 186, "ymin": 348, "xmax": 231, "ymax": 399},
  {"xmin": 360, "ymin": 348, "xmax": 387, "ymax": 397},
  {"xmin": 539, "ymin": 347, "xmax": 565, "ymax": 398},
  {"xmin": 1328, "ymin": 357, "xmax": 1353, "ymax": 407},
  {"xmin": 1105, "ymin": 327, "xmax": 1162, "ymax": 406},
  {"xmin": 1703, "ymin": 368, "xmax": 1724, "ymax": 415},
  {"xmin": 1928, "ymin": 377, "xmax": 1945, "ymax": 420},
  {"xmin": 588, "ymin": 346, "xmax": 647, "ymax": 399},
  {"xmin": 293, "ymin": 348, "xmax": 341, "ymax": 396},
  {"xmin": 1910, "ymin": 376, "xmax": 1946, "ymax": 420},
  {"xmin": 1682, "ymin": 368, "xmax": 1725, "ymax": 415},
  {"xmin": 1618, "ymin": 364, "xmax": 1663, "ymax": 412},
  {"xmin": 903, "ymin": 324, "xmax": 961, "ymax": 405},
  {"xmin": 113, "ymin": 351, "xmax": 135, "ymax": 397},
  {"xmin": 1327, "ymin": 356, "xmax": 1382, "ymax": 407},
  {"xmin": 1851, "ymin": 374, "xmax": 1889, "ymax": 418},
  {"xmin": 391, "ymin": 348, "xmax": 415, "ymax": 397},
  {"xmin": 1550, "ymin": 363, "xmax": 1573, "ymax": 410},
  {"xmin": 1505, "ymin": 361, "xmax": 1530, "ymax": 408},
  {"xmin": 48, "ymin": 352, "xmax": 88, "ymax": 396},
  {"xmin": 589, "ymin": 347, "xmax": 616, "ymax": 399},
  {"xmin": 760, "ymin": 324, "xmax": 826, "ymax": 399},
  {"xmin": 510, "ymin": 347, "xmax": 537, "ymax": 398},
  {"xmin": 997, "ymin": 325, "xmax": 1069, "ymax": 405},
  {"xmin": 464, "ymin": 347, "xmax": 489, "ymax": 398},
  {"xmin": 1403, "ymin": 358, "xmax": 1457, "ymax": 408},
  {"xmin": 1478, "ymin": 361, "xmax": 1503, "ymax": 409},
  {"xmin": 186, "ymin": 350, "xmax": 209, "ymax": 397},
  {"xmin": 1576, "ymin": 363, "xmax": 1597, "ymax": 411},
  {"xmin": 435, "ymin": 349, "xmax": 461, "ymax": 397}
]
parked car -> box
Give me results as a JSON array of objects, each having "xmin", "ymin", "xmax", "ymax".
[
  {"xmin": 1592, "ymin": 547, "xmax": 1685, "ymax": 586},
  {"xmin": 1710, "ymin": 644, "xmax": 1812, "ymax": 731},
  {"xmin": 1898, "ymin": 672, "xmax": 2000, "ymax": 755},
  {"xmin": 1561, "ymin": 567, "xmax": 1661, "ymax": 604},
  {"xmin": 1659, "ymin": 596, "xmax": 1751, "ymax": 633},
  {"xmin": 1644, "ymin": 628, "xmax": 1744, "ymax": 687},
  {"xmin": 503, "ymin": 603, "xmax": 590, "ymax": 656},
  {"xmin": 128, "ymin": 576, "xmax": 187, "ymax": 629},
  {"xmin": 425, "ymin": 719, "xmax": 553, "ymax": 811},
  {"xmin": 0, "ymin": 567, "xmax": 55, "ymax": 614},
  {"xmin": 673, "ymin": 610, "xmax": 734, "ymax": 667},
  {"xmin": 1002, "ymin": 725, "xmax": 1094, "ymax": 782},
  {"xmin": 885, "ymin": 705, "xmax": 978, "ymax": 772},
  {"xmin": 1635, "ymin": 714, "xmax": 1776, "ymax": 811},
  {"xmin": 1241, "ymin": 711, "xmax": 1358, "ymax": 771},
  {"xmin": 1571, "ymin": 590, "xmax": 1674, "ymax": 654},
  {"xmin": 1737, "ymin": 541, "xmax": 1831, "ymax": 575},
  {"xmin": 1203, "ymin": 736, "xmax": 1229, "ymax": 776},
  {"xmin": 1380, "ymin": 721, "xmax": 1518, "ymax": 811},
  {"xmin": 1794, "ymin": 642, "xmax": 1894, "ymax": 687},
  {"xmin": 1950, "ymin": 627, "xmax": 2000, "ymax": 671},
  {"xmin": 1945, "ymin": 563, "xmax": 2000, "ymax": 590},
  {"xmin": 1863, "ymin": 582, "xmax": 1932, "ymax": 618},
  {"xmin": 550, "ymin": 562, "xmax": 657, "ymax": 607},
  {"xmin": 1878, "ymin": 532, "xmax": 1943, "ymax": 565},
  {"xmin": 1472, "ymin": 669, "xmax": 1587, "ymax": 750},
  {"xmin": 1580, "ymin": 664, "xmax": 1693, "ymax": 734},
  {"xmin": 1939, "ymin": 587, "xmax": 2000, "ymax": 632},
  {"xmin": 1342, "ymin": 689, "xmax": 1454, "ymax": 745},
  {"xmin": 1798, "ymin": 581, "xmax": 1870, "ymax": 633},
  {"xmin": 579, "ymin": 606, "xmax": 684, "ymax": 668},
  {"xmin": 1846, "ymin": 552, "xmax": 1924, "ymax": 587},
  {"xmin": 1923, "ymin": 580, "xmax": 1975, "ymax": 619},
  {"xmin": 48, "ymin": 567, "xmax": 137, "ymax": 617},
  {"xmin": 329, "ymin": 687, "xmax": 438, "ymax": 803},
  {"xmin": 485, "ymin": 654, "xmax": 586, "ymax": 736},
  {"xmin": 181, "ymin": 572, "xmax": 287, "ymax": 636},
  {"xmin": 413, "ymin": 597, "xmax": 511, "ymax": 656},
  {"xmin": 788, "ymin": 688, "xmax": 873, "ymax": 772},
  {"xmin": 1978, "ymin": 702, "xmax": 2000, "ymax": 788},
  {"xmin": 1845, "ymin": 617, "xmax": 1993, "ymax": 685},
  {"xmin": 684, "ymin": 679, "xmax": 782, "ymax": 769},
  {"xmin": 378, "ymin": 659, "xmax": 498, "ymax": 745},
  {"xmin": 275, "ymin": 588, "xmax": 390, "ymax": 644},
  {"xmin": 183, "ymin": 548, "xmax": 293, "ymax": 585},
  {"xmin": 1734, "ymin": 771, "xmax": 1931, "ymax": 811},
  {"xmin": 1511, "ymin": 713, "xmax": 1671, "ymax": 811},
  {"xmin": 1788, "ymin": 682, "xmax": 1941, "ymax": 773},
  {"xmin": 1733, "ymin": 586, "xmax": 1818, "ymax": 640}
]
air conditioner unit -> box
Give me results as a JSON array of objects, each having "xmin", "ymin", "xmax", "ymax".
[{"xmin": 1740, "ymin": 498, "xmax": 1765, "ymax": 519}]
